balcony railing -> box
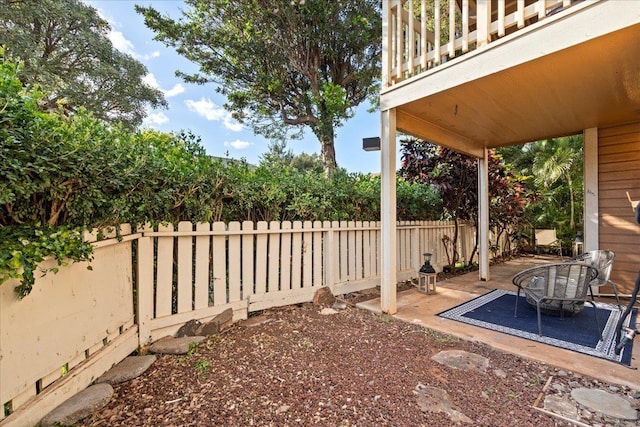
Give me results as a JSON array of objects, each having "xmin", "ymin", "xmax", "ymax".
[{"xmin": 383, "ymin": 0, "xmax": 587, "ymax": 88}]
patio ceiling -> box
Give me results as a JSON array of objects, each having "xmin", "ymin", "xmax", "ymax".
[{"xmin": 381, "ymin": 6, "xmax": 640, "ymax": 157}]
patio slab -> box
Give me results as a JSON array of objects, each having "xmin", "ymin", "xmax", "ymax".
[{"xmin": 356, "ymin": 257, "xmax": 640, "ymax": 391}]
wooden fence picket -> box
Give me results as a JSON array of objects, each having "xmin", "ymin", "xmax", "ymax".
[
  {"xmin": 242, "ymin": 221, "xmax": 255, "ymax": 297},
  {"xmin": 228, "ymin": 222, "xmax": 242, "ymax": 302},
  {"xmin": 194, "ymin": 222, "xmax": 210, "ymax": 310},
  {"xmin": 280, "ymin": 221, "xmax": 292, "ymax": 291},
  {"xmin": 291, "ymin": 221, "xmax": 303, "ymax": 289},
  {"xmin": 268, "ymin": 221, "xmax": 281, "ymax": 292},
  {"xmin": 339, "ymin": 220, "xmax": 348, "ymax": 282},
  {"xmin": 312, "ymin": 221, "xmax": 322, "ymax": 287},
  {"xmin": 355, "ymin": 221, "xmax": 363, "ymax": 280},
  {"xmin": 177, "ymin": 221, "xmax": 193, "ymax": 313},
  {"xmin": 155, "ymin": 223, "xmax": 174, "ymax": 317},
  {"xmin": 212, "ymin": 222, "xmax": 227, "ymax": 305},
  {"xmin": 255, "ymin": 221, "xmax": 268, "ymax": 295}
]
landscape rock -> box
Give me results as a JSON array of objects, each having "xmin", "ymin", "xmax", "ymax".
[
  {"xmin": 198, "ymin": 308, "xmax": 234, "ymax": 335},
  {"xmin": 175, "ymin": 319, "xmax": 202, "ymax": 337},
  {"xmin": 40, "ymin": 383, "xmax": 113, "ymax": 427},
  {"xmin": 413, "ymin": 383, "xmax": 473, "ymax": 423},
  {"xmin": 431, "ymin": 350, "xmax": 489, "ymax": 373},
  {"xmin": 240, "ymin": 314, "xmax": 274, "ymax": 328},
  {"xmin": 493, "ymin": 369, "xmax": 507, "ymax": 378},
  {"xmin": 149, "ymin": 335, "xmax": 206, "ymax": 355},
  {"xmin": 313, "ymin": 286, "xmax": 336, "ymax": 307},
  {"xmin": 571, "ymin": 388, "xmax": 638, "ymax": 421},
  {"xmin": 95, "ymin": 355, "xmax": 157, "ymax": 385},
  {"xmin": 332, "ymin": 300, "xmax": 348, "ymax": 310},
  {"xmin": 544, "ymin": 395, "xmax": 578, "ymax": 419}
]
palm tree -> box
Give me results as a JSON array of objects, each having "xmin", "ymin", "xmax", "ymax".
[{"xmin": 531, "ymin": 135, "xmax": 583, "ymax": 230}]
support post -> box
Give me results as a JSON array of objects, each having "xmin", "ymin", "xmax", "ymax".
[
  {"xmin": 478, "ymin": 148, "xmax": 490, "ymax": 281},
  {"xmin": 381, "ymin": 109, "xmax": 397, "ymax": 314},
  {"xmin": 583, "ymin": 128, "xmax": 599, "ymax": 252}
]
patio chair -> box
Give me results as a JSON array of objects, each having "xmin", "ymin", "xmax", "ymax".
[
  {"xmin": 513, "ymin": 263, "xmax": 600, "ymax": 338},
  {"xmin": 534, "ymin": 229, "xmax": 562, "ymax": 256},
  {"xmin": 570, "ymin": 250, "xmax": 622, "ymax": 310}
]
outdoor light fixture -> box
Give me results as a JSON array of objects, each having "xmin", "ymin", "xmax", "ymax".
[
  {"xmin": 362, "ymin": 136, "xmax": 381, "ymax": 151},
  {"xmin": 419, "ymin": 252, "xmax": 436, "ymax": 274},
  {"xmin": 417, "ymin": 252, "xmax": 437, "ymax": 294}
]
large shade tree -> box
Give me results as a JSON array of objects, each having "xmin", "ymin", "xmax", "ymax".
[
  {"xmin": 136, "ymin": 0, "xmax": 382, "ymax": 174},
  {"xmin": 0, "ymin": 0, "xmax": 167, "ymax": 128}
]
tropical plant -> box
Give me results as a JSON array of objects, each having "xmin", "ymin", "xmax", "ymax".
[
  {"xmin": 497, "ymin": 135, "xmax": 584, "ymax": 250},
  {"xmin": 400, "ymin": 138, "xmax": 532, "ymax": 266}
]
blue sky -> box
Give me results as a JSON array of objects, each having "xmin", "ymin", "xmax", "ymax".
[{"xmin": 84, "ymin": 0, "xmax": 388, "ymax": 173}]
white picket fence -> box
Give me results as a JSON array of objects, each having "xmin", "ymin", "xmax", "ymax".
[
  {"xmin": 1, "ymin": 219, "xmax": 494, "ymax": 426},
  {"xmin": 136, "ymin": 220, "xmax": 474, "ymax": 342}
]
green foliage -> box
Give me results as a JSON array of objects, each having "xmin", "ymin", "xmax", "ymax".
[
  {"xmin": 397, "ymin": 177, "xmax": 442, "ymax": 220},
  {"xmin": 0, "ymin": 225, "xmax": 93, "ymax": 298},
  {"xmin": 0, "ymin": 0, "xmax": 166, "ymax": 128},
  {"xmin": 497, "ymin": 135, "xmax": 584, "ymax": 251},
  {"xmin": 136, "ymin": 0, "xmax": 381, "ymax": 173},
  {"xmin": 0, "ymin": 53, "xmax": 440, "ymax": 296},
  {"xmin": 400, "ymin": 138, "xmax": 532, "ymax": 264}
]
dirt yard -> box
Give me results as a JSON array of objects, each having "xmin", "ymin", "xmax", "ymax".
[{"xmin": 76, "ymin": 293, "xmax": 639, "ymax": 427}]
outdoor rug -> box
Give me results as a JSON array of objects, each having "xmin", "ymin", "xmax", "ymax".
[{"xmin": 437, "ymin": 289, "xmax": 636, "ymax": 366}]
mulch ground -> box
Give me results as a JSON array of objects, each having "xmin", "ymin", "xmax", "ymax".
[{"xmin": 76, "ymin": 290, "xmax": 639, "ymax": 427}]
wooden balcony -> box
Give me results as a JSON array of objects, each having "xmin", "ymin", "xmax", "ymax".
[{"xmin": 381, "ymin": 0, "xmax": 640, "ymax": 154}]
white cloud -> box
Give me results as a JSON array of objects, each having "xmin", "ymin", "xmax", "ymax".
[
  {"xmin": 164, "ymin": 83, "xmax": 185, "ymax": 98},
  {"xmin": 224, "ymin": 140, "xmax": 254, "ymax": 150},
  {"xmin": 142, "ymin": 73, "xmax": 160, "ymax": 89},
  {"xmin": 224, "ymin": 118, "xmax": 244, "ymax": 132},
  {"xmin": 143, "ymin": 112, "xmax": 170, "ymax": 126},
  {"xmin": 185, "ymin": 98, "xmax": 243, "ymax": 132},
  {"xmin": 142, "ymin": 74, "xmax": 185, "ymax": 98},
  {"xmin": 141, "ymin": 50, "xmax": 161, "ymax": 61},
  {"xmin": 107, "ymin": 30, "xmax": 136, "ymax": 57},
  {"xmin": 108, "ymin": 30, "xmax": 159, "ymax": 61}
]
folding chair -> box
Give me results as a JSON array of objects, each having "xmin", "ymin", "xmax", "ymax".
[{"xmin": 534, "ymin": 229, "xmax": 562, "ymax": 256}]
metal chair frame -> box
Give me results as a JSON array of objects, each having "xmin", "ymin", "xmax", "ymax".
[
  {"xmin": 570, "ymin": 250, "xmax": 622, "ymax": 310},
  {"xmin": 513, "ymin": 263, "xmax": 601, "ymax": 338}
]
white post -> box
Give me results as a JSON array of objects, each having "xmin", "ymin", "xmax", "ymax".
[
  {"xmin": 583, "ymin": 128, "xmax": 599, "ymax": 252},
  {"xmin": 381, "ymin": 109, "xmax": 397, "ymax": 314},
  {"xmin": 478, "ymin": 148, "xmax": 490, "ymax": 281},
  {"xmin": 475, "ymin": 0, "xmax": 492, "ymax": 47},
  {"xmin": 382, "ymin": 0, "xmax": 390, "ymax": 88}
]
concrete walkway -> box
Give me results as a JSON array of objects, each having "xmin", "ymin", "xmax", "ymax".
[{"xmin": 357, "ymin": 256, "xmax": 640, "ymax": 390}]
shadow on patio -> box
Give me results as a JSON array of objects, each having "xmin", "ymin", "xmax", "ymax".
[{"xmin": 357, "ymin": 255, "xmax": 640, "ymax": 390}]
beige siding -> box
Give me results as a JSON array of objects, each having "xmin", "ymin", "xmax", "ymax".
[{"xmin": 599, "ymin": 122, "xmax": 640, "ymax": 293}]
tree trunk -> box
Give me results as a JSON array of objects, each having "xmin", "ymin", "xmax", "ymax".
[
  {"xmin": 567, "ymin": 174, "xmax": 575, "ymax": 230},
  {"xmin": 321, "ymin": 140, "xmax": 337, "ymax": 176},
  {"xmin": 313, "ymin": 123, "xmax": 337, "ymax": 176}
]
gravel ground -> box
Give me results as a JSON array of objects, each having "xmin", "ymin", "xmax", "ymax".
[{"xmin": 77, "ymin": 295, "xmax": 639, "ymax": 427}]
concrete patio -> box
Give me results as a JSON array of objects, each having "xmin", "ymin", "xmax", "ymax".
[{"xmin": 357, "ymin": 256, "xmax": 640, "ymax": 390}]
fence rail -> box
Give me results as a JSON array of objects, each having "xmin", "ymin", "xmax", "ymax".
[{"xmin": 1, "ymin": 219, "xmax": 506, "ymax": 425}]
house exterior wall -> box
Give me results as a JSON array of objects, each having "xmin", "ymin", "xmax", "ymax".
[{"xmin": 598, "ymin": 122, "xmax": 640, "ymax": 293}]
